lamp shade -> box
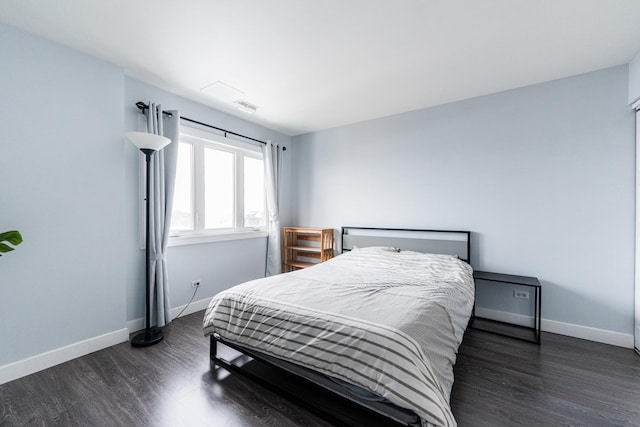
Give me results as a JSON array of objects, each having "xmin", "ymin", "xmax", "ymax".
[{"xmin": 126, "ymin": 131, "xmax": 171, "ymax": 151}]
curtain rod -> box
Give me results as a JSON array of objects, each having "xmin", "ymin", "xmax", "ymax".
[{"xmin": 135, "ymin": 102, "xmax": 285, "ymax": 151}]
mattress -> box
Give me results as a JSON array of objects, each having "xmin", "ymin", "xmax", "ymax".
[{"xmin": 203, "ymin": 246, "xmax": 474, "ymax": 427}]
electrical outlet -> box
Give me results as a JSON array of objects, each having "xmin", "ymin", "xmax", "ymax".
[
  {"xmin": 514, "ymin": 290, "xmax": 529, "ymax": 300},
  {"xmin": 191, "ymin": 279, "xmax": 201, "ymax": 288}
]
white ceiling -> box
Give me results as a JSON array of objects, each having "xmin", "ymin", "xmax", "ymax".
[{"xmin": 2, "ymin": 0, "xmax": 640, "ymax": 136}]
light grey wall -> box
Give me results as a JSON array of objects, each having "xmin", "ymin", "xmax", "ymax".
[
  {"xmin": 627, "ymin": 51, "xmax": 640, "ymax": 351},
  {"xmin": 124, "ymin": 77, "xmax": 294, "ymax": 321},
  {"xmin": 0, "ymin": 22, "xmax": 294, "ymax": 368},
  {"xmin": 292, "ymin": 65, "xmax": 635, "ymax": 335},
  {"xmin": 165, "ymin": 239, "xmax": 267, "ymax": 307},
  {"xmin": 628, "ymin": 51, "xmax": 640, "ymax": 104},
  {"xmin": 0, "ymin": 24, "xmax": 126, "ymax": 365}
]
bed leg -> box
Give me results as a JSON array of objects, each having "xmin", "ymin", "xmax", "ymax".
[{"xmin": 210, "ymin": 335, "xmax": 218, "ymax": 368}]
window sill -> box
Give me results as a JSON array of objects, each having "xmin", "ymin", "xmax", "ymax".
[{"xmin": 168, "ymin": 230, "xmax": 269, "ymax": 247}]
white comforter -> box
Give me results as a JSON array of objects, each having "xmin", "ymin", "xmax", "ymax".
[{"xmin": 202, "ymin": 247, "xmax": 474, "ymax": 427}]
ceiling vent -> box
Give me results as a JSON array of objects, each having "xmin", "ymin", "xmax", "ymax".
[{"xmin": 234, "ymin": 99, "xmax": 258, "ymax": 114}]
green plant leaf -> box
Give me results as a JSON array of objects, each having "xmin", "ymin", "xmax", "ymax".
[
  {"xmin": 0, "ymin": 243, "xmax": 15, "ymax": 254},
  {"xmin": 0, "ymin": 230, "xmax": 23, "ymax": 256}
]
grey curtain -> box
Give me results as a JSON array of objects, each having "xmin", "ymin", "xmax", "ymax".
[
  {"xmin": 144, "ymin": 103, "xmax": 179, "ymax": 327},
  {"xmin": 263, "ymin": 141, "xmax": 283, "ymax": 276}
]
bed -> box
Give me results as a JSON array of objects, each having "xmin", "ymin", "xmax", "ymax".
[{"xmin": 203, "ymin": 227, "xmax": 474, "ymax": 427}]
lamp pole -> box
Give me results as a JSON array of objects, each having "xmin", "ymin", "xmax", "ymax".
[
  {"xmin": 125, "ymin": 131, "xmax": 170, "ymax": 347},
  {"xmin": 131, "ymin": 148, "xmax": 164, "ymax": 347}
]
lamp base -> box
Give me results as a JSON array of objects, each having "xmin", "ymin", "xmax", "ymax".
[{"xmin": 131, "ymin": 327, "xmax": 164, "ymax": 347}]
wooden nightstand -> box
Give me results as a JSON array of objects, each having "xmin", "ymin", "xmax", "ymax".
[
  {"xmin": 283, "ymin": 227, "xmax": 334, "ymax": 272},
  {"xmin": 472, "ymin": 270, "xmax": 542, "ymax": 344}
]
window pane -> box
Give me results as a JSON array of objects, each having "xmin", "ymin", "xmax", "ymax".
[
  {"xmin": 170, "ymin": 142, "xmax": 193, "ymax": 231},
  {"xmin": 244, "ymin": 157, "xmax": 265, "ymax": 227},
  {"xmin": 204, "ymin": 148, "xmax": 234, "ymax": 229}
]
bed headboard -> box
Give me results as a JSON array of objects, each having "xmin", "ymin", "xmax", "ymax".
[{"xmin": 341, "ymin": 226, "xmax": 471, "ymax": 263}]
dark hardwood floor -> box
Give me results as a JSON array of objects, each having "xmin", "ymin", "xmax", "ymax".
[{"xmin": 1, "ymin": 310, "xmax": 639, "ymax": 426}]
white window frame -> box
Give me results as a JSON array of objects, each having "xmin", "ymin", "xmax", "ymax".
[{"xmin": 168, "ymin": 125, "xmax": 268, "ymax": 247}]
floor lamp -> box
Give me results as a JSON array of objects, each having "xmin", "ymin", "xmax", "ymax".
[{"xmin": 126, "ymin": 131, "xmax": 171, "ymax": 347}]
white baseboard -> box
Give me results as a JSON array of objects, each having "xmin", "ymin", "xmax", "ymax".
[
  {"xmin": 171, "ymin": 296, "xmax": 211, "ymax": 319},
  {"xmin": 126, "ymin": 317, "xmax": 145, "ymax": 335},
  {"xmin": 4, "ymin": 300, "xmax": 629, "ymax": 386},
  {"xmin": 475, "ymin": 307, "xmax": 534, "ymax": 328},
  {"xmin": 0, "ymin": 328, "xmax": 129, "ymax": 385},
  {"xmin": 475, "ymin": 307, "xmax": 634, "ymax": 348},
  {"xmin": 126, "ymin": 297, "xmax": 211, "ymax": 333},
  {"xmin": 1, "ymin": 298, "xmax": 212, "ymax": 386}
]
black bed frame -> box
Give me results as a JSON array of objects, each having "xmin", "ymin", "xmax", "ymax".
[
  {"xmin": 209, "ymin": 226, "xmax": 472, "ymax": 426},
  {"xmin": 210, "ymin": 334, "xmax": 422, "ymax": 426}
]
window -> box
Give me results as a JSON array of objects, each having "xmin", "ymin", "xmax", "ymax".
[{"xmin": 169, "ymin": 126, "xmax": 267, "ymax": 244}]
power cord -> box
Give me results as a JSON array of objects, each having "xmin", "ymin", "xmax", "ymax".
[{"xmin": 174, "ymin": 285, "xmax": 199, "ymax": 320}]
